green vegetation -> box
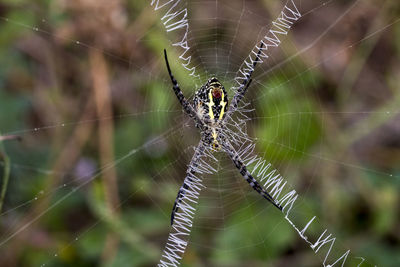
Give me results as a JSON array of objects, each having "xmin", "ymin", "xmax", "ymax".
[{"xmin": 0, "ymin": 0, "xmax": 399, "ymax": 266}]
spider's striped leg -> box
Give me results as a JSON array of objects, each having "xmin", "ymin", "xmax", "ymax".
[
  {"xmin": 223, "ymin": 143, "xmax": 282, "ymax": 211},
  {"xmin": 229, "ymin": 42, "xmax": 264, "ymax": 113},
  {"xmin": 164, "ymin": 49, "xmax": 188, "ymax": 111},
  {"xmin": 164, "ymin": 49, "xmax": 204, "ymax": 129},
  {"xmin": 171, "ymin": 142, "xmax": 206, "ymax": 225}
]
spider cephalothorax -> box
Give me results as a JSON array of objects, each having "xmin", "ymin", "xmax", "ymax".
[
  {"xmin": 163, "ymin": 45, "xmax": 282, "ymax": 225},
  {"xmin": 194, "ymin": 77, "xmax": 228, "ymax": 124}
]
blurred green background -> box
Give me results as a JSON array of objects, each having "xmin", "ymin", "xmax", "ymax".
[{"xmin": 0, "ymin": 0, "xmax": 399, "ymax": 266}]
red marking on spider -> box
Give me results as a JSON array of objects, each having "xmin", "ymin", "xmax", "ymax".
[{"xmin": 212, "ymin": 88, "xmax": 222, "ymax": 99}]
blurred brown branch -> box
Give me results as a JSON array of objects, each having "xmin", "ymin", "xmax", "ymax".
[{"xmin": 90, "ymin": 49, "xmax": 121, "ymax": 264}]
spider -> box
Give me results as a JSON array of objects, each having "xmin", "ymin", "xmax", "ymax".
[{"xmin": 164, "ymin": 44, "xmax": 282, "ymax": 225}]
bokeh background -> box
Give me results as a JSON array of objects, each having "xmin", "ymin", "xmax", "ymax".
[{"xmin": 0, "ymin": 0, "xmax": 399, "ymax": 266}]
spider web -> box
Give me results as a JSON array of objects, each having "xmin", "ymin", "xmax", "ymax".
[{"xmin": 0, "ymin": 0, "xmax": 399, "ymax": 266}]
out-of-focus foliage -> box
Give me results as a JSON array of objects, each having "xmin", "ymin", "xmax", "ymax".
[{"xmin": 0, "ymin": 0, "xmax": 399, "ymax": 266}]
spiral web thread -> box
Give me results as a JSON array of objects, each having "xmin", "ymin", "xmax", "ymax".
[
  {"xmin": 224, "ymin": 1, "xmax": 372, "ymax": 265},
  {"xmin": 153, "ymin": 0, "xmax": 372, "ymax": 266},
  {"xmin": 224, "ymin": 108, "xmax": 370, "ymax": 266}
]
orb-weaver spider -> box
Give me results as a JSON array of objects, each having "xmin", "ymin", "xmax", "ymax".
[{"xmin": 164, "ymin": 44, "xmax": 282, "ymax": 225}]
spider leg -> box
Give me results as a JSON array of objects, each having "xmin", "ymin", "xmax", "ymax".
[
  {"xmin": 164, "ymin": 49, "xmax": 188, "ymax": 110},
  {"xmin": 171, "ymin": 142, "xmax": 206, "ymax": 225},
  {"xmin": 223, "ymin": 143, "xmax": 282, "ymax": 211},
  {"xmin": 229, "ymin": 42, "xmax": 264, "ymax": 112},
  {"xmin": 164, "ymin": 49, "xmax": 205, "ymax": 129}
]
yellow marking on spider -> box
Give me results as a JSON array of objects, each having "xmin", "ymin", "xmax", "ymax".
[
  {"xmin": 207, "ymin": 90, "xmax": 215, "ymax": 120},
  {"xmin": 211, "ymin": 128, "xmax": 220, "ymax": 150},
  {"xmin": 212, "ymin": 128, "xmax": 218, "ymax": 139},
  {"xmin": 218, "ymin": 91, "xmax": 227, "ymax": 120}
]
